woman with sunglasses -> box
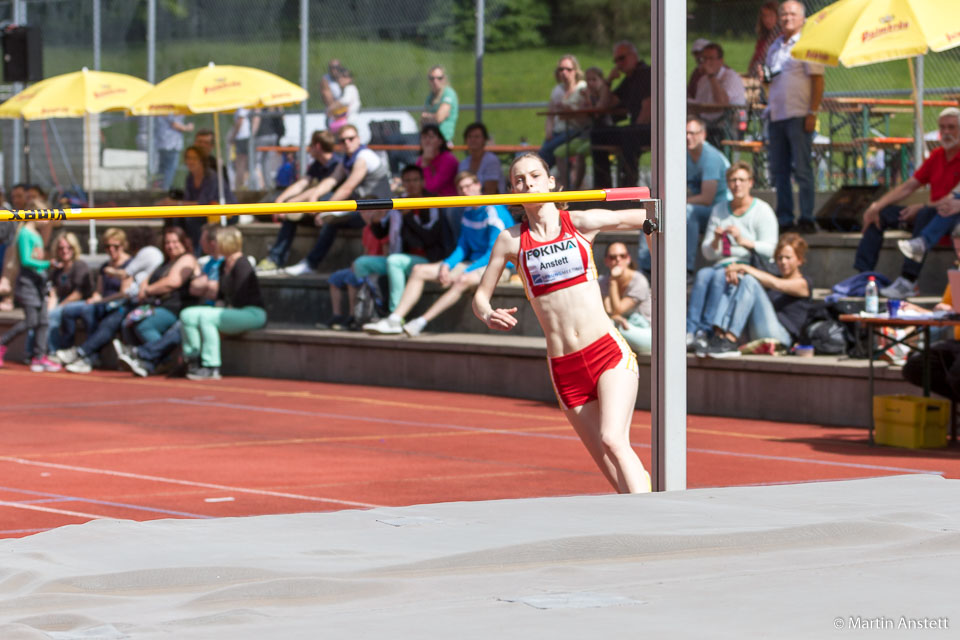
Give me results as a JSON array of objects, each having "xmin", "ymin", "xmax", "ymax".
[
  {"xmin": 540, "ymin": 55, "xmax": 588, "ymax": 179},
  {"xmin": 45, "ymin": 231, "xmax": 95, "ymax": 355},
  {"xmin": 599, "ymin": 241, "xmax": 651, "ymax": 355},
  {"xmin": 421, "ymin": 65, "xmax": 459, "ymax": 144}
]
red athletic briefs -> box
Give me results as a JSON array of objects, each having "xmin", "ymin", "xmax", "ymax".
[{"xmin": 548, "ymin": 330, "xmax": 638, "ymax": 410}]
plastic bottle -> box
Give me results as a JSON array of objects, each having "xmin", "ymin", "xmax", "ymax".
[{"xmin": 865, "ymin": 276, "xmax": 879, "ymax": 314}]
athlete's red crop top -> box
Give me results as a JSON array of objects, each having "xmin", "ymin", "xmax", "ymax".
[{"xmin": 517, "ymin": 210, "xmax": 597, "ymax": 300}]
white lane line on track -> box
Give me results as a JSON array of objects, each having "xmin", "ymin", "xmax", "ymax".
[
  {"xmin": 168, "ymin": 398, "xmax": 943, "ymax": 476},
  {"xmin": 0, "ymin": 457, "xmax": 382, "ymax": 509},
  {"xmin": 0, "ymin": 500, "xmax": 108, "ymax": 519},
  {"xmin": 0, "ymin": 398, "xmax": 168, "ymax": 412}
]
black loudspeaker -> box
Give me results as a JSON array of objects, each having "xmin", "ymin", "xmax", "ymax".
[
  {"xmin": 814, "ymin": 185, "xmax": 885, "ymax": 232},
  {"xmin": 2, "ymin": 26, "xmax": 43, "ymax": 84}
]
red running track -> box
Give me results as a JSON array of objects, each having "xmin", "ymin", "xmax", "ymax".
[{"xmin": 2, "ymin": 366, "xmax": 959, "ymax": 538}]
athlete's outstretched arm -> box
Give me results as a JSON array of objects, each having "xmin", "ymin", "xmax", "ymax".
[
  {"xmin": 571, "ymin": 206, "xmax": 651, "ymax": 239},
  {"xmin": 473, "ymin": 229, "xmax": 518, "ymax": 331}
]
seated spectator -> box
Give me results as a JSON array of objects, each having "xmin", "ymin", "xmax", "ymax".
[
  {"xmin": 696, "ymin": 233, "xmax": 812, "ymax": 358},
  {"xmin": 0, "ymin": 219, "xmax": 59, "ymax": 372},
  {"xmin": 554, "ymin": 66, "xmax": 613, "ymax": 190},
  {"xmin": 179, "ymin": 226, "xmax": 266, "ymax": 380},
  {"xmin": 158, "ymin": 145, "xmax": 229, "ymax": 252},
  {"xmin": 459, "ymin": 122, "xmax": 505, "ymax": 194},
  {"xmin": 687, "ymin": 162, "xmax": 778, "ymax": 349},
  {"xmin": 599, "ymin": 242, "xmax": 652, "ymax": 355},
  {"xmin": 853, "ymin": 107, "xmax": 960, "ymax": 299},
  {"xmin": 55, "ymin": 228, "xmax": 133, "ymax": 358},
  {"xmin": 0, "ymin": 183, "xmax": 28, "ymax": 311},
  {"xmin": 46, "ymin": 231, "xmax": 95, "ymax": 354},
  {"xmin": 363, "ymin": 171, "xmax": 513, "ymax": 336},
  {"xmin": 900, "ymin": 230, "xmax": 960, "ymax": 400},
  {"xmin": 540, "ymin": 55, "xmax": 588, "ymax": 175},
  {"xmin": 590, "ymin": 41, "xmax": 651, "ymax": 189},
  {"xmin": 326, "ymin": 68, "xmax": 360, "ymax": 134},
  {"xmin": 417, "ymin": 124, "xmax": 460, "ymax": 250},
  {"xmin": 690, "ymin": 43, "xmax": 746, "ymax": 148},
  {"xmin": 421, "ymin": 65, "xmax": 459, "ymax": 145},
  {"xmin": 256, "ymin": 130, "xmax": 341, "ymax": 272},
  {"xmin": 318, "ymin": 213, "xmax": 390, "ymax": 330},
  {"xmin": 283, "ymin": 124, "xmax": 392, "ymax": 276},
  {"xmin": 59, "ymin": 227, "xmax": 188, "ymax": 374},
  {"xmin": 352, "ymin": 165, "xmax": 446, "ymax": 318},
  {"xmin": 687, "ymin": 39, "xmax": 711, "ymax": 99}
]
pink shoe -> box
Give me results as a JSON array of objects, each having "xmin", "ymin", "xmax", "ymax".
[
  {"xmin": 30, "ymin": 355, "xmax": 62, "ymax": 373},
  {"xmin": 0, "ymin": 344, "xmax": 6, "ymax": 368}
]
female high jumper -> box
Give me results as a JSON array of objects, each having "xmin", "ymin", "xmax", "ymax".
[{"xmin": 473, "ymin": 153, "xmax": 651, "ymax": 493}]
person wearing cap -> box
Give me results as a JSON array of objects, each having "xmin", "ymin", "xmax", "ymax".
[
  {"xmin": 687, "ymin": 38, "xmax": 711, "ymax": 100},
  {"xmin": 764, "ymin": 0, "xmax": 824, "ymax": 234}
]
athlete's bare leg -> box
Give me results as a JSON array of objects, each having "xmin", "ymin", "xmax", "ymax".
[{"xmin": 564, "ymin": 368, "xmax": 649, "ymax": 493}]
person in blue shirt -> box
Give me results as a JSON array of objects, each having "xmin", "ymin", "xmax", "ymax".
[{"xmin": 363, "ymin": 171, "xmax": 514, "ymax": 337}]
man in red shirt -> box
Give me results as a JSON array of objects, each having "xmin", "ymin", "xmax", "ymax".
[{"xmin": 853, "ymin": 108, "xmax": 960, "ymax": 298}]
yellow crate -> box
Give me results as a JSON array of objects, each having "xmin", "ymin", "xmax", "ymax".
[{"xmin": 873, "ymin": 395, "xmax": 950, "ymax": 449}]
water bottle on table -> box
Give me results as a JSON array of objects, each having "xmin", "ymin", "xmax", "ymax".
[{"xmin": 865, "ymin": 276, "xmax": 879, "ymax": 314}]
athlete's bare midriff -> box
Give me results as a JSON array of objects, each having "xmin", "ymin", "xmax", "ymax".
[{"xmin": 529, "ymin": 279, "xmax": 616, "ymax": 357}]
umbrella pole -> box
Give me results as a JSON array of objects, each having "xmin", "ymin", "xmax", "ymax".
[
  {"xmin": 913, "ymin": 55, "xmax": 924, "ymax": 170},
  {"xmin": 86, "ymin": 113, "xmax": 98, "ymax": 255},
  {"xmin": 214, "ymin": 112, "xmax": 226, "ymax": 225}
]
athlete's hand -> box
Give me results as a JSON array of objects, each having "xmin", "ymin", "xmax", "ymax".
[{"xmin": 485, "ymin": 307, "xmax": 518, "ymax": 331}]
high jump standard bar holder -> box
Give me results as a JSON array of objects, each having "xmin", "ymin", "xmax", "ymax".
[{"xmin": 0, "ymin": 187, "xmax": 661, "ymax": 234}]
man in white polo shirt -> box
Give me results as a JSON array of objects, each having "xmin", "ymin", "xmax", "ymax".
[
  {"xmin": 765, "ymin": 0, "xmax": 824, "ymax": 234},
  {"xmin": 692, "ymin": 42, "xmax": 747, "ymax": 148}
]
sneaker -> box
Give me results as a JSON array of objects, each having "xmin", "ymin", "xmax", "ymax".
[
  {"xmin": 65, "ymin": 358, "xmax": 93, "ymax": 374},
  {"xmin": 879, "ymin": 276, "xmax": 919, "ymax": 300},
  {"xmin": 111, "ymin": 338, "xmax": 135, "ymax": 360},
  {"xmin": 329, "ymin": 314, "xmax": 350, "ymax": 331},
  {"xmin": 686, "ymin": 329, "xmax": 709, "ymax": 353},
  {"xmin": 0, "ymin": 344, "xmax": 5, "ymax": 368},
  {"xmin": 403, "ymin": 316, "xmax": 427, "ymax": 337},
  {"xmin": 363, "ymin": 316, "xmax": 403, "ymax": 335},
  {"xmin": 255, "ymin": 257, "xmax": 280, "ymax": 274},
  {"xmin": 186, "ymin": 366, "xmax": 221, "ymax": 381},
  {"xmin": 116, "ymin": 350, "xmax": 149, "ymax": 377},
  {"xmin": 30, "ymin": 355, "xmax": 62, "ymax": 372},
  {"xmin": 897, "ymin": 237, "xmax": 927, "ymax": 262},
  {"xmin": 697, "ymin": 334, "xmax": 741, "ymax": 358},
  {"xmin": 55, "ymin": 346, "xmax": 80, "ymax": 365},
  {"xmin": 797, "ymin": 219, "xmax": 818, "ymax": 234},
  {"xmin": 283, "ymin": 260, "xmax": 316, "ymax": 277}
]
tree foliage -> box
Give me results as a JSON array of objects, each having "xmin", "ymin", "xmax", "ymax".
[
  {"xmin": 545, "ymin": 0, "xmax": 652, "ymax": 50},
  {"xmin": 419, "ymin": 0, "xmax": 550, "ymax": 52}
]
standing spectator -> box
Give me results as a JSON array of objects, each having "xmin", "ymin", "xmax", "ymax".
[
  {"xmin": 459, "ymin": 122, "xmax": 505, "ymax": 195},
  {"xmin": 320, "ymin": 59, "xmax": 345, "ymax": 112},
  {"xmin": 363, "ymin": 171, "xmax": 513, "ymax": 337},
  {"xmin": 157, "ymin": 145, "xmax": 225, "ymax": 252},
  {"xmin": 749, "ymin": 2, "xmax": 781, "ymax": 78},
  {"xmin": 0, "ymin": 184, "xmax": 28, "ymax": 312},
  {"xmin": 687, "ymin": 162, "xmax": 778, "ymax": 349},
  {"xmin": 599, "ymin": 242, "xmax": 652, "ymax": 355},
  {"xmin": 254, "ymin": 108, "xmax": 285, "ymax": 191},
  {"xmin": 697, "ymin": 233, "xmax": 812, "ymax": 358},
  {"xmin": 540, "ymin": 55, "xmax": 588, "ymax": 175},
  {"xmin": 691, "ymin": 43, "xmax": 747, "ymax": 148},
  {"xmin": 283, "ymin": 124, "xmax": 392, "ymax": 277},
  {"xmin": 178, "ymin": 226, "xmax": 267, "ymax": 381},
  {"xmin": 353, "ymin": 165, "xmax": 447, "ymax": 317},
  {"xmin": 155, "ymin": 114, "xmax": 194, "ymax": 191},
  {"xmin": 326, "ymin": 69, "xmax": 361, "ymax": 135},
  {"xmin": 193, "ymin": 128, "xmax": 232, "ymax": 197},
  {"xmin": 590, "ymin": 41, "xmax": 652, "ymax": 189},
  {"xmin": 0, "ymin": 218, "xmax": 59, "ymax": 371},
  {"xmin": 687, "ymin": 39, "xmax": 711, "ymax": 100},
  {"xmin": 765, "ymin": 0, "xmax": 824, "ymax": 232},
  {"xmin": 256, "ymin": 130, "xmax": 341, "ymax": 272},
  {"xmin": 421, "ymin": 65, "xmax": 459, "ymax": 145},
  {"xmin": 853, "ymin": 108, "xmax": 960, "ymax": 299},
  {"xmin": 227, "ymin": 108, "xmax": 254, "ymax": 189},
  {"xmin": 45, "ymin": 232, "xmax": 95, "ymax": 354}
]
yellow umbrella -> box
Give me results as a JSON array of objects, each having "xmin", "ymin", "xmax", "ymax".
[
  {"xmin": 130, "ymin": 62, "xmax": 308, "ymax": 205},
  {"xmin": 0, "ymin": 67, "xmax": 153, "ymax": 252},
  {"xmin": 792, "ymin": 0, "xmax": 960, "ymax": 164}
]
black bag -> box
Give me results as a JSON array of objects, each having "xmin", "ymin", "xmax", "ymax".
[{"xmin": 749, "ymin": 249, "xmax": 779, "ymax": 276}]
